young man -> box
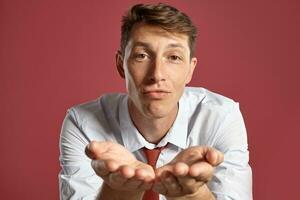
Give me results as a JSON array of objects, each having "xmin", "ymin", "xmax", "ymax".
[{"xmin": 59, "ymin": 3, "xmax": 252, "ymax": 200}]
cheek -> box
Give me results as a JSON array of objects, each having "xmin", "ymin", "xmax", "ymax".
[
  {"xmin": 168, "ymin": 68, "xmax": 190, "ymax": 86},
  {"xmin": 128, "ymin": 61, "xmax": 150, "ymax": 80},
  {"xmin": 125, "ymin": 66, "xmax": 146, "ymax": 90}
]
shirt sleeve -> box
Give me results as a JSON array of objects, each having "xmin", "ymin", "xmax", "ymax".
[
  {"xmin": 208, "ymin": 103, "xmax": 253, "ymax": 200},
  {"xmin": 59, "ymin": 109, "xmax": 102, "ymax": 200}
]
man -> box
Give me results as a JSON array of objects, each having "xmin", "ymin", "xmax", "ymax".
[{"xmin": 59, "ymin": 3, "xmax": 252, "ymax": 200}]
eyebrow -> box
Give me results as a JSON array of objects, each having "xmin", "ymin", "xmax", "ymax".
[
  {"xmin": 166, "ymin": 43, "xmax": 186, "ymax": 50},
  {"xmin": 131, "ymin": 42, "xmax": 152, "ymax": 49},
  {"xmin": 131, "ymin": 41, "xmax": 186, "ymax": 50}
]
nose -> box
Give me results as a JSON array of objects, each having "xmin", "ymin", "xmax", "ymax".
[{"xmin": 148, "ymin": 57, "xmax": 166, "ymax": 83}]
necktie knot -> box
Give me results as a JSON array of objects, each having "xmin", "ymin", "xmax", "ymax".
[{"xmin": 143, "ymin": 147, "xmax": 164, "ymax": 169}]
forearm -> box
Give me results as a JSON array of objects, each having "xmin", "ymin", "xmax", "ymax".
[
  {"xmin": 166, "ymin": 184, "xmax": 215, "ymax": 200},
  {"xmin": 97, "ymin": 183, "xmax": 144, "ymax": 200}
]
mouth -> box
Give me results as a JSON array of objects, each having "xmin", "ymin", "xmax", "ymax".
[{"xmin": 142, "ymin": 90, "xmax": 171, "ymax": 99}]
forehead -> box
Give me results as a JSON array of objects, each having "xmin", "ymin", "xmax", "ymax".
[{"xmin": 127, "ymin": 23, "xmax": 189, "ymax": 51}]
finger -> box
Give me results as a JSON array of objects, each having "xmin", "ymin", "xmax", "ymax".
[
  {"xmin": 173, "ymin": 162, "xmax": 189, "ymax": 177},
  {"xmin": 173, "ymin": 163, "xmax": 205, "ymax": 195},
  {"xmin": 85, "ymin": 144, "xmax": 95, "ymax": 159},
  {"xmin": 205, "ymin": 148, "xmax": 224, "ymax": 166},
  {"xmin": 172, "ymin": 146, "xmax": 209, "ymax": 165},
  {"xmin": 153, "ymin": 181, "xmax": 167, "ymax": 195},
  {"xmin": 135, "ymin": 168, "xmax": 155, "ymax": 190},
  {"xmin": 189, "ymin": 161, "xmax": 214, "ymax": 182},
  {"xmin": 108, "ymin": 171, "xmax": 129, "ymax": 188},
  {"xmin": 119, "ymin": 165, "xmax": 135, "ymax": 179},
  {"xmin": 177, "ymin": 176, "xmax": 204, "ymax": 194},
  {"xmin": 122, "ymin": 168, "xmax": 152, "ymax": 190},
  {"xmin": 86, "ymin": 141, "xmax": 110, "ymax": 159},
  {"xmin": 135, "ymin": 168, "xmax": 155, "ymax": 182},
  {"xmin": 161, "ymin": 173, "xmax": 182, "ymax": 197},
  {"xmin": 91, "ymin": 159, "xmax": 119, "ymax": 176},
  {"xmin": 153, "ymin": 167, "xmax": 172, "ymax": 195},
  {"xmin": 91, "ymin": 160, "xmax": 109, "ymax": 176},
  {"xmin": 155, "ymin": 164, "xmax": 173, "ymax": 179},
  {"xmin": 124, "ymin": 178, "xmax": 143, "ymax": 190},
  {"xmin": 109, "ymin": 166, "xmax": 154, "ymax": 191}
]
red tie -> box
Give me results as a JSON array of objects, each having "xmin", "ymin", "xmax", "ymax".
[{"xmin": 142, "ymin": 147, "xmax": 164, "ymax": 200}]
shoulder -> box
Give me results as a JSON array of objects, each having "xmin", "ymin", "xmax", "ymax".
[
  {"xmin": 183, "ymin": 87, "xmax": 238, "ymax": 114},
  {"xmin": 67, "ymin": 93, "xmax": 126, "ymax": 125},
  {"xmin": 183, "ymin": 87, "xmax": 246, "ymax": 148}
]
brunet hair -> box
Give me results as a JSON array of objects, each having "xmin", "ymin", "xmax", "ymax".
[{"xmin": 120, "ymin": 3, "xmax": 197, "ymax": 58}]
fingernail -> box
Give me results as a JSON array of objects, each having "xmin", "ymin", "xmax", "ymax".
[{"xmin": 86, "ymin": 143, "xmax": 91, "ymax": 150}]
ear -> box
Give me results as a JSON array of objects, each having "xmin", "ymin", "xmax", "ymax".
[
  {"xmin": 116, "ymin": 50, "xmax": 125, "ymax": 79},
  {"xmin": 185, "ymin": 57, "xmax": 197, "ymax": 84}
]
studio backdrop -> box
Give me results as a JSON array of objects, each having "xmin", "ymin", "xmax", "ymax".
[{"xmin": 1, "ymin": 0, "xmax": 299, "ymax": 199}]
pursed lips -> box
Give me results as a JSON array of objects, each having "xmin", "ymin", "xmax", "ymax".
[{"xmin": 142, "ymin": 89, "xmax": 171, "ymax": 99}]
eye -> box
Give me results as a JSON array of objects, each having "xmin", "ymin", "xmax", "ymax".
[
  {"xmin": 168, "ymin": 55, "xmax": 182, "ymax": 62},
  {"xmin": 134, "ymin": 53, "xmax": 148, "ymax": 61},
  {"xmin": 170, "ymin": 55, "xmax": 179, "ymax": 60}
]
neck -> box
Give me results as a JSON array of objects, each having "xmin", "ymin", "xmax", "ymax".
[{"xmin": 128, "ymin": 101, "xmax": 178, "ymax": 144}]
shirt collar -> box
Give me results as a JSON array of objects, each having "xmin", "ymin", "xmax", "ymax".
[
  {"xmin": 119, "ymin": 96, "xmax": 144, "ymax": 153},
  {"xmin": 119, "ymin": 92, "xmax": 190, "ymax": 152},
  {"xmin": 158, "ymin": 95, "xmax": 189, "ymax": 149}
]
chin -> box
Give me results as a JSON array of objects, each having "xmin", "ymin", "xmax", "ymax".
[
  {"xmin": 146, "ymin": 111, "xmax": 168, "ymax": 119},
  {"xmin": 143, "ymin": 103, "xmax": 174, "ymax": 119}
]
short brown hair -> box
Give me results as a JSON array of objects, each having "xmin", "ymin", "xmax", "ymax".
[{"xmin": 120, "ymin": 3, "xmax": 197, "ymax": 58}]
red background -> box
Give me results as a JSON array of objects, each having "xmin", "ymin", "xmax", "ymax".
[{"xmin": 1, "ymin": 0, "xmax": 299, "ymax": 199}]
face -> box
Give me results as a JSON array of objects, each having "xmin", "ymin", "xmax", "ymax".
[{"xmin": 116, "ymin": 23, "xmax": 197, "ymax": 119}]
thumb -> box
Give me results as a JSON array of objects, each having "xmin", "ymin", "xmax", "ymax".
[
  {"xmin": 85, "ymin": 141, "xmax": 110, "ymax": 159},
  {"xmin": 205, "ymin": 147, "xmax": 224, "ymax": 166}
]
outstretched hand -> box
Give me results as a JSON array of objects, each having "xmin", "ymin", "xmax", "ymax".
[
  {"xmin": 86, "ymin": 141, "xmax": 224, "ymax": 199},
  {"xmin": 85, "ymin": 141, "xmax": 155, "ymax": 193},
  {"xmin": 153, "ymin": 146, "xmax": 224, "ymax": 198}
]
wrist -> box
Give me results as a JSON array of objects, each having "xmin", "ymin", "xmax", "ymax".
[{"xmin": 98, "ymin": 183, "xmax": 144, "ymax": 200}]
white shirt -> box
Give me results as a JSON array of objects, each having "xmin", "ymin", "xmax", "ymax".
[{"xmin": 59, "ymin": 87, "xmax": 252, "ymax": 200}]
